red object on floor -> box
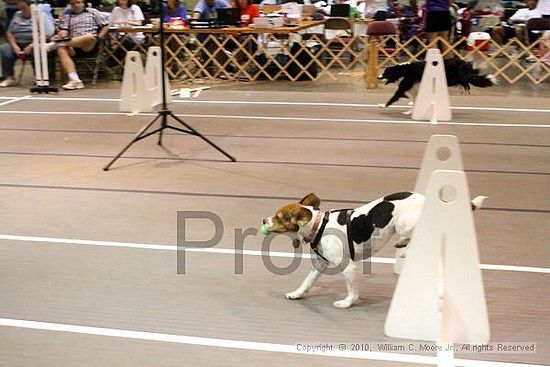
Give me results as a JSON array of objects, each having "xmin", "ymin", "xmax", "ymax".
[{"xmin": 467, "ymin": 32, "xmax": 491, "ymax": 52}]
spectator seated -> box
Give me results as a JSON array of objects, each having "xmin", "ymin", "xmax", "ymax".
[
  {"xmin": 491, "ymin": 0, "xmax": 542, "ymax": 46},
  {"xmin": 47, "ymin": 0, "xmax": 110, "ymax": 89},
  {"xmin": 109, "ymin": 0, "xmax": 146, "ymax": 75},
  {"xmin": 526, "ymin": 16, "xmax": 550, "ymax": 42},
  {"xmin": 0, "ymin": 0, "xmax": 55, "ymax": 87},
  {"xmin": 398, "ymin": 0, "xmax": 423, "ymax": 40}
]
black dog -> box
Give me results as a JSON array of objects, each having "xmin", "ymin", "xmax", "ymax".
[{"xmin": 378, "ymin": 58, "xmax": 496, "ymax": 108}]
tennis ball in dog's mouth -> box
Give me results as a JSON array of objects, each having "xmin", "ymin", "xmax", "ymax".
[{"xmin": 260, "ymin": 225, "xmax": 270, "ymax": 235}]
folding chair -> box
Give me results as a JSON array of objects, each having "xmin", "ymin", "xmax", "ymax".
[
  {"xmin": 16, "ymin": 58, "xmax": 27, "ymax": 86},
  {"xmin": 323, "ymin": 17, "xmax": 355, "ymax": 65},
  {"xmin": 526, "ymin": 18, "xmax": 550, "ymax": 44},
  {"xmin": 367, "ymin": 21, "xmax": 399, "ymax": 42},
  {"xmin": 73, "ymin": 38, "xmax": 109, "ymax": 85},
  {"xmin": 364, "ymin": 21, "xmax": 399, "ymax": 88}
]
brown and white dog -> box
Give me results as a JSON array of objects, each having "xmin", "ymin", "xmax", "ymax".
[{"xmin": 263, "ymin": 192, "xmax": 486, "ymax": 309}]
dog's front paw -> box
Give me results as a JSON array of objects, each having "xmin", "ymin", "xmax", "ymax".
[
  {"xmin": 285, "ymin": 291, "xmax": 304, "ymax": 300},
  {"xmin": 377, "ymin": 103, "xmax": 387, "ymax": 109},
  {"xmin": 333, "ymin": 299, "xmax": 353, "ymax": 309}
]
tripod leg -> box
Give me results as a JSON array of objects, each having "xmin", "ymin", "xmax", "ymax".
[
  {"xmin": 158, "ymin": 112, "xmax": 168, "ymax": 146},
  {"xmin": 103, "ymin": 113, "xmax": 162, "ymax": 171},
  {"xmin": 158, "ymin": 127, "xmax": 163, "ymax": 146},
  {"xmin": 169, "ymin": 112, "xmax": 237, "ymax": 162}
]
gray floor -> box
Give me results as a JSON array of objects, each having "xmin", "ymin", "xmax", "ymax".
[{"xmin": 0, "ymin": 84, "xmax": 549, "ymax": 366}]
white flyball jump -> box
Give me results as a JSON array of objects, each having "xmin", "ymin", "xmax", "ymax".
[
  {"xmin": 120, "ymin": 47, "xmax": 172, "ymax": 114},
  {"xmin": 412, "ymin": 49, "xmax": 452, "ymax": 124},
  {"xmin": 415, "ymin": 135, "xmax": 464, "ymax": 195},
  {"xmin": 145, "ymin": 46, "xmax": 172, "ymax": 107},
  {"xmin": 119, "ymin": 51, "xmax": 151, "ymax": 114},
  {"xmin": 386, "ymin": 134, "xmax": 490, "ymax": 367},
  {"xmin": 386, "ymin": 169, "xmax": 490, "ymax": 342},
  {"xmin": 394, "ymin": 135, "xmax": 464, "ymax": 275},
  {"xmin": 385, "ymin": 170, "xmax": 490, "ymax": 366}
]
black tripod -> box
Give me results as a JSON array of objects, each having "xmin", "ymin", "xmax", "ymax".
[{"xmin": 103, "ymin": 3, "xmax": 236, "ymax": 171}]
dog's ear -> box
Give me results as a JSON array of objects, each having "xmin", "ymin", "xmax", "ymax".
[
  {"xmin": 295, "ymin": 207, "xmax": 313, "ymax": 226},
  {"xmin": 299, "ymin": 193, "xmax": 321, "ymax": 209}
]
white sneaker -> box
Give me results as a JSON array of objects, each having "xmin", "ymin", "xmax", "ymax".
[
  {"xmin": 0, "ymin": 77, "xmax": 16, "ymax": 87},
  {"xmin": 62, "ymin": 80, "xmax": 84, "ymax": 90}
]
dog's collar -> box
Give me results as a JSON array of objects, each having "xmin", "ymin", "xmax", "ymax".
[
  {"xmin": 308, "ymin": 211, "xmax": 331, "ymax": 262},
  {"xmin": 303, "ymin": 210, "xmax": 325, "ymax": 244},
  {"xmin": 309, "ymin": 211, "xmax": 331, "ymax": 250}
]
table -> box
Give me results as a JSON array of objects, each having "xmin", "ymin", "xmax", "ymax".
[
  {"xmin": 111, "ymin": 20, "xmax": 325, "ymax": 34},
  {"xmin": 103, "ymin": 20, "xmax": 367, "ymax": 82}
]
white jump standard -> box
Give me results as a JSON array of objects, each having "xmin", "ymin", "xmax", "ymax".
[{"xmin": 30, "ymin": 0, "xmax": 57, "ymax": 93}]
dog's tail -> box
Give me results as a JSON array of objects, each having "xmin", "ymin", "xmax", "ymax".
[
  {"xmin": 471, "ymin": 195, "xmax": 488, "ymax": 210},
  {"xmin": 454, "ymin": 59, "xmax": 497, "ymax": 89},
  {"xmin": 468, "ymin": 73, "xmax": 497, "ymax": 88}
]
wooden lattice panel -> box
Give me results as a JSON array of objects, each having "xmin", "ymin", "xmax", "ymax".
[
  {"xmin": 104, "ymin": 30, "xmax": 549, "ymax": 85},
  {"xmin": 372, "ymin": 35, "xmax": 550, "ymax": 85}
]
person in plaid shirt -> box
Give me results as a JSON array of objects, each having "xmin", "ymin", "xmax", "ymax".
[{"xmin": 48, "ymin": 0, "xmax": 109, "ymax": 89}]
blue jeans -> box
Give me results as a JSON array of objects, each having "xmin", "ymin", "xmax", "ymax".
[
  {"xmin": 0, "ymin": 42, "xmax": 34, "ymax": 77},
  {"xmin": 0, "ymin": 43, "xmax": 55, "ymax": 78}
]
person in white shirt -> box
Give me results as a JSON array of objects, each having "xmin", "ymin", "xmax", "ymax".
[
  {"xmin": 492, "ymin": 0, "xmax": 542, "ymax": 45},
  {"xmin": 110, "ymin": 0, "xmax": 145, "ymax": 43},
  {"xmin": 364, "ymin": 0, "xmax": 387, "ymax": 19},
  {"xmin": 535, "ymin": 0, "xmax": 549, "ymax": 17}
]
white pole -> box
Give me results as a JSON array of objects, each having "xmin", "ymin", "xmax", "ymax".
[
  {"xmin": 38, "ymin": 9, "xmax": 49, "ymax": 85},
  {"xmin": 30, "ymin": 4, "xmax": 43, "ymax": 86}
]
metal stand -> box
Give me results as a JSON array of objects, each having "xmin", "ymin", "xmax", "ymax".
[{"xmin": 103, "ymin": 2, "xmax": 235, "ymax": 171}]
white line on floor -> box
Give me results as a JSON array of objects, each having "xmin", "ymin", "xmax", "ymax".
[
  {"xmin": 2, "ymin": 95, "xmax": 550, "ymax": 113},
  {"xmin": 0, "ymin": 95, "xmax": 31, "ymax": 107},
  {"xmin": 0, "ymin": 234, "xmax": 547, "ymax": 274},
  {"xmin": 0, "ymin": 110, "xmax": 548, "ymax": 128},
  {"xmin": 173, "ymin": 99, "xmax": 550, "ymax": 114},
  {"xmin": 0, "ymin": 110, "xmax": 137, "ymax": 116},
  {"xmin": 0, "ymin": 318, "xmax": 545, "ymax": 367}
]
